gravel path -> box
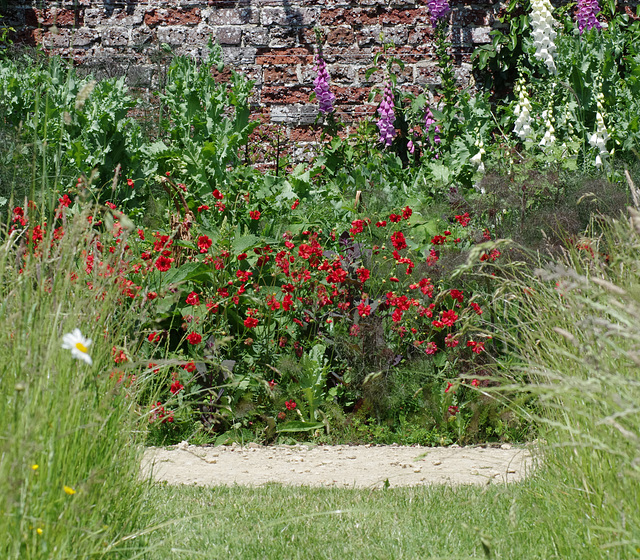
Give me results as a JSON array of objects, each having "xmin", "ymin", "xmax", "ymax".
[{"xmin": 142, "ymin": 442, "xmax": 533, "ymax": 489}]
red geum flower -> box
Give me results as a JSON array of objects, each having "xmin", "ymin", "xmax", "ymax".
[
  {"xmin": 445, "ymin": 334, "xmax": 459, "ymax": 348},
  {"xmin": 357, "ymin": 301, "xmax": 371, "ymax": 317},
  {"xmin": 391, "ymin": 231, "xmax": 407, "ymax": 250},
  {"xmin": 282, "ymin": 294, "xmax": 294, "ymax": 311},
  {"xmin": 212, "ymin": 189, "xmax": 224, "ymax": 200},
  {"xmin": 127, "ymin": 178, "xmax": 134, "ymax": 188},
  {"xmin": 440, "ymin": 309, "xmax": 458, "ymax": 327},
  {"xmin": 469, "ymin": 302, "xmax": 482, "ymax": 315},
  {"xmin": 471, "ymin": 379, "xmax": 479, "ymax": 387},
  {"xmin": 112, "ymin": 347, "xmax": 127, "ymax": 364},
  {"xmin": 402, "ymin": 206, "xmax": 413, "ymax": 219},
  {"xmin": 58, "ymin": 194, "xmax": 72, "ymax": 207},
  {"xmin": 155, "ymin": 256, "xmax": 174, "ymax": 272},
  {"xmin": 249, "ymin": 210, "xmax": 261, "ymax": 220},
  {"xmin": 244, "ymin": 317, "xmax": 259, "ymax": 328},
  {"xmin": 424, "ymin": 341, "xmax": 438, "ymax": 355},
  {"xmin": 454, "ymin": 212, "xmax": 470, "ymax": 227},
  {"xmin": 466, "ymin": 340, "xmax": 485, "ymax": 354},
  {"xmin": 450, "ymin": 289, "xmax": 464, "ymax": 303},
  {"xmin": 186, "ymin": 292, "xmax": 200, "ymax": 306},
  {"xmin": 356, "ymin": 267, "xmax": 370, "ymax": 283},
  {"xmin": 170, "ymin": 380, "xmax": 184, "ymax": 394},
  {"xmin": 448, "ymin": 405, "xmax": 459, "ymax": 416},
  {"xmin": 431, "ymin": 235, "xmax": 447, "ymax": 245},
  {"xmin": 182, "ymin": 361, "xmax": 196, "ymax": 372},
  {"xmin": 389, "ymin": 213, "xmax": 402, "ymax": 223},
  {"xmin": 197, "ymin": 235, "xmax": 212, "ymax": 253},
  {"xmin": 350, "ymin": 219, "xmax": 366, "ymax": 236},
  {"xmin": 236, "ymin": 270, "xmax": 253, "ymax": 283},
  {"xmin": 445, "ymin": 381, "xmax": 454, "ymax": 393},
  {"xmin": 376, "ymin": 220, "xmax": 387, "ymax": 228},
  {"xmin": 147, "ymin": 291, "xmax": 158, "ymax": 300},
  {"xmin": 197, "ymin": 204, "xmax": 210, "ymax": 212},
  {"xmin": 483, "ymin": 228, "xmax": 491, "ymax": 240},
  {"xmin": 186, "ymin": 332, "xmax": 202, "ymax": 345},
  {"xmin": 291, "ymin": 199, "xmax": 300, "ymax": 210},
  {"xmin": 266, "ymin": 294, "xmax": 281, "ymax": 310},
  {"xmin": 480, "ymin": 250, "xmax": 499, "ymax": 262},
  {"xmin": 285, "ymin": 400, "xmax": 297, "ymax": 411}
]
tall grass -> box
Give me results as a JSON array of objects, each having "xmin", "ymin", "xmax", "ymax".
[
  {"xmin": 493, "ymin": 210, "xmax": 640, "ymax": 558},
  {"xmin": 0, "ymin": 201, "xmax": 152, "ymax": 558}
]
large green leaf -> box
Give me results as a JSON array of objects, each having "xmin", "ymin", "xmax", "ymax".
[
  {"xmin": 277, "ymin": 421, "xmax": 325, "ymax": 433},
  {"xmin": 162, "ymin": 262, "xmax": 212, "ymax": 286}
]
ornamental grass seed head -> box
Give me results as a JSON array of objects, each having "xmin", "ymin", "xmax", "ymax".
[
  {"xmin": 377, "ymin": 82, "xmax": 396, "ymax": 147},
  {"xmin": 314, "ymin": 55, "xmax": 335, "ymax": 114},
  {"xmin": 61, "ymin": 328, "xmax": 92, "ymax": 365}
]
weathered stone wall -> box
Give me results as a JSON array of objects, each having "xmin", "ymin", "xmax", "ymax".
[{"xmin": 4, "ymin": 0, "xmax": 503, "ymax": 126}]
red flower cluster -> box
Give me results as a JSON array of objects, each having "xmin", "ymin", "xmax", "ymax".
[
  {"xmin": 149, "ymin": 402, "xmax": 174, "ymax": 423},
  {"xmin": 454, "ymin": 213, "xmax": 470, "ymax": 227}
]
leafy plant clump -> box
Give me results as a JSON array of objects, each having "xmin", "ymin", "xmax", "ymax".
[{"xmin": 2, "ymin": 3, "xmax": 640, "ymax": 448}]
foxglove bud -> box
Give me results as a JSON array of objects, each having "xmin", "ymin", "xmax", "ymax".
[
  {"xmin": 589, "ymin": 92, "xmax": 609, "ymax": 168},
  {"xmin": 377, "ymin": 82, "xmax": 396, "ymax": 147},
  {"xmin": 576, "ymin": 0, "xmax": 602, "ymax": 33},
  {"xmin": 513, "ymin": 79, "xmax": 534, "ymax": 142},
  {"xmin": 539, "ymin": 106, "xmax": 556, "ymax": 148},
  {"xmin": 314, "ymin": 55, "xmax": 335, "ymax": 114},
  {"xmin": 470, "ymin": 140, "xmax": 485, "ymax": 174},
  {"xmin": 424, "ymin": 107, "xmax": 441, "ymax": 146}
]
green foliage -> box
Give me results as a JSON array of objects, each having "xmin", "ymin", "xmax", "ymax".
[
  {"xmin": 0, "ymin": 205, "xmax": 153, "ymax": 559},
  {"xmin": 494, "ymin": 211, "xmax": 640, "ymax": 556}
]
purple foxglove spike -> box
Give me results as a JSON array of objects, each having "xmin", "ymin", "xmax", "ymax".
[
  {"xmin": 377, "ymin": 82, "xmax": 396, "ymax": 147},
  {"xmin": 424, "ymin": 106, "xmax": 441, "ymax": 148},
  {"xmin": 576, "ymin": 0, "xmax": 602, "ymax": 33},
  {"xmin": 426, "ymin": 0, "xmax": 451, "ymax": 25},
  {"xmin": 314, "ymin": 55, "xmax": 335, "ymax": 114}
]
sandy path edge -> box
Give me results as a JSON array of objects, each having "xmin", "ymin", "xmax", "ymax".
[{"xmin": 142, "ymin": 442, "xmax": 534, "ymax": 489}]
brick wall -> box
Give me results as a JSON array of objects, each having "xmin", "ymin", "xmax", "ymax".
[{"xmin": 4, "ymin": 0, "xmax": 505, "ymax": 127}]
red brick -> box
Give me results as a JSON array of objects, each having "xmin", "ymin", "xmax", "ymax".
[
  {"xmin": 379, "ymin": 7, "xmax": 431, "ymax": 25},
  {"xmin": 261, "ymin": 86, "xmax": 313, "ymax": 104},
  {"xmin": 263, "ymin": 66, "xmax": 299, "ymax": 84},
  {"xmin": 333, "ymin": 86, "xmax": 372, "ymax": 104},
  {"xmin": 144, "ymin": 8, "xmax": 201, "ymax": 27},
  {"xmin": 256, "ymin": 48, "xmax": 313, "ymax": 66},
  {"xmin": 34, "ymin": 8, "xmax": 79, "ymax": 27},
  {"xmin": 345, "ymin": 8, "xmax": 381, "ymax": 26},
  {"xmin": 318, "ymin": 9, "xmax": 347, "ymax": 25},
  {"xmin": 289, "ymin": 126, "xmax": 324, "ymax": 142},
  {"xmin": 326, "ymin": 27, "xmax": 355, "ymax": 46}
]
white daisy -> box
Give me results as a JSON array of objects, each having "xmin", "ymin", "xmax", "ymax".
[{"xmin": 61, "ymin": 328, "xmax": 93, "ymax": 365}]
